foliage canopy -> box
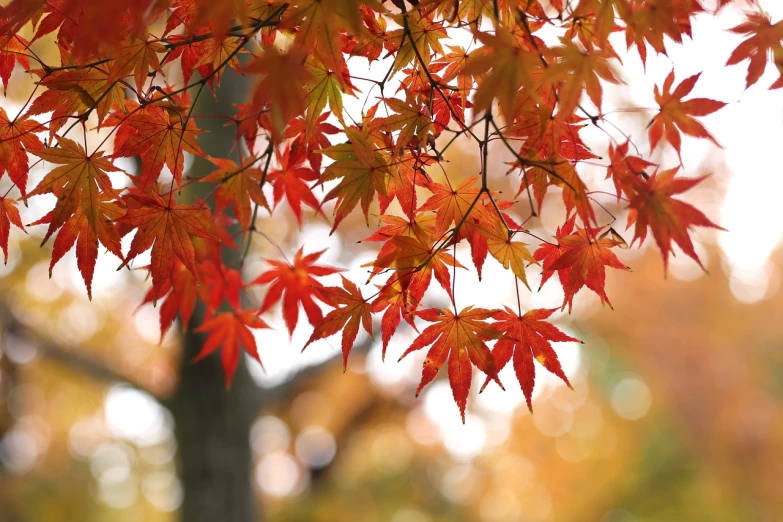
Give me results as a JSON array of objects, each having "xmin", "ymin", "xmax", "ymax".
[{"xmin": 0, "ymin": 0, "xmax": 767, "ymax": 419}]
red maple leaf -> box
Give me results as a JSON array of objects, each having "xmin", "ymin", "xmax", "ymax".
[
  {"xmin": 648, "ymin": 71, "xmax": 726, "ymax": 158},
  {"xmin": 0, "ymin": 107, "xmax": 46, "ymax": 198},
  {"xmin": 109, "ymin": 98, "xmax": 205, "ymax": 190},
  {"xmin": 0, "ymin": 197, "xmax": 24, "ymax": 264},
  {"xmin": 118, "ymin": 193, "xmax": 217, "ymax": 292},
  {"xmin": 537, "ymin": 224, "xmax": 630, "ymax": 311},
  {"xmin": 194, "ymin": 309, "xmax": 271, "ymax": 388},
  {"xmin": 266, "ymin": 144, "xmax": 322, "ymax": 225},
  {"xmin": 481, "ymin": 307, "xmax": 581, "ymax": 412},
  {"xmin": 251, "ymin": 248, "xmax": 342, "ymax": 335},
  {"xmin": 627, "ymin": 167, "xmax": 724, "ymax": 271},
  {"xmin": 400, "ymin": 306, "xmax": 503, "ymax": 422}
]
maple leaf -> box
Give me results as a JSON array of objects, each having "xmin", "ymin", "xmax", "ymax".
[
  {"xmin": 303, "ymin": 55, "xmax": 354, "ymax": 131},
  {"xmin": 464, "ymin": 26, "xmax": 540, "ymax": 118},
  {"xmin": 605, "ymin": 140, "xmax": 655, "ymax": 199},
  {"xmin": 437, "ymin": 44, "xmax": 489, "ymax": 101},
  {"xmin": 0, "ymin": 106, "xmax": 46, "ymax": 198},
  {"xmin": 536, "ymin": 160, "xmax": 596, "ymax": 226},
  {"xmin": 109, "ymin": 99, "xmax": 205, "ymax": 190},
  {"xmin": 533, "ymin": 215, "xmax": 576, "ymax": 291},
  {"xmin": 400, "ymin": 307, "xmax": 503, "ymax": 422},
  {"xmin": 542, "ymin": 38, "xmax": 621, "ymax": 117},
  {"xmin": 621, "ymin": 0, "xmax": 703, "ymax": 65},
  {"xmin": 27, "ymin": 137, "xmax": 123, "ymax": 245},
  {"xmin": 31, "ymin": 195, "xmax": 124, "ymax": 299},
  {"xmin": 538, "ymin": 225, "xmax": 630, "ymax": 311},
  {"xmin": 106, "ymin": 32, "xmax": 166, "ymax": 93},
  {"xmin": 252, "ymin": 248, "xmax": 343, "ymax": 335},
  {"xmin": 481, "ymin": 307, "xmax": 581, "ymax": 412},
  {"xmin": 726, "ymin": 11, "xmax": 783, "ymax": 89},
  {"xmin": 26, "ymin": 62, "xmax": 126, "ymax": 138},
  {"xmin": 304, "ymin": 275, "xmax": 374, "ymax": 369},
  {"xmin": 648, "ymin": 71, "xmax": 726, "ymax": 158},
  {"xmin": 0, "ymin": 197, "xmax": 24, "ymax": 264},
  {"xmin": 118, "ymin": 193, "xmax": 217, "ymax": 292},
  {"xmin": 193, "ymin": 35, "xmax": 247, "ymax": 89},
  {"xmin": 285, "ymin": 112, "xmax": 340, "ymax": 171},
  {"xmin": 141, "ymin": 259, "xmax": 199, "ymax": 340},
  {"xmin": 361, "ymin": 213, "xmax": 436, "ymax": 245},
  {"xmin": 509, "ymin": 89, "xmax": 597, "ymax": 162},
  {"xmin": 364, "ymin": 235, "xmax": 464, "ymax": 304},
  {"xmin": 370, "ymin": 279, "xmax": 418, "ymax": 360},
  {"xmin": 343, "ymin": 7, "xmax": 389, "ymax": 62},
  {"xmin": 194, "ymin": 310, "xmax": 271, "ymax": 389},
  {"xmin": 201, "ymin": 156, "xmax": 269, "ymax": 232},
  {"xmin": 627, "ymin": 167, "xmax": 724, "ymax": 272},
  {"xmin": 164, "ymin": 32, "xmax": 209, "ymax": 86},
  {"xmin": 243, "ymin": 45, "xmax": 312, "ymax": 138},
  {"xmin": 387, "ymin": 10, "xmax": 448, "ymax": 75},
  {"xmin": 418, "ymin": 175, "xmax": 492, "ymax": 238},
  {"xmin": 266, "ymin": 144, "xmax": 322, "ymax": 225},
  {"xmin": 476, "ymin": 220, "xmax": 537, "ymax": 288},
  {"xmin": 0, "ymin": 33, "xmax": 30, "ymax": 94},
  {"xmin": 376, "ymin": 91, "xmax": 435, "ymax": 152},
  {"xmin": 198, "ymin": 262, "xmax": 245, "ymax": 317},
  {"xmin": 232, "ymin": 102, "xmax": 265, "ymax": 152},
  {"xmin": 285, "ymin": 0, "xmax": 373, "ymax": 79},
  {"xmin": 317, "ymin": 127, "xmax": 390, "ymax": 231}
]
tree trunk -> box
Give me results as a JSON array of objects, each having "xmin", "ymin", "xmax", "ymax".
[
  {"xmin": 167, "ymin": 68, "xmax": 262, "ymax": 522},
  {"xmin": 170, "ymin": 320, "xmax": 260, "ymax": 522}
]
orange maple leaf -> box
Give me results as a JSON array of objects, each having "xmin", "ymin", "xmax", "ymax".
[
  {"xmin": 418, "ymin": 175, "xmax": 491, "ymax": 238},
  {"xmin": 377, "ymin": 91, "xmax": 435, "ymax": 152},
  {"xmin": 304, "ymin": 275, "xmax": 374, "ymax": 370},
  {"xmin": 317, "ymin": 127, "xmax": 390, "ymax": 231},
  {"xmin": 28, "ymin": 136, "xmax": 123, "ymax": 245},
  {"xmin": 364, "ymin": 235, "xmax": 464, "ymax": 304},
  {"xmin": 605, "ymin": 140, "xmax": 655, "ymax": 199},
  {"xmin": 463, "ymin": 26, "xmax": 539, "ymax": 118},
  {"xmin": 542, "ymin": 37, "xmax": 621, "ymax": 117},
  {"xmin": 201, "ymin": 156, "xmax": 270, "ymax": 232},
  {"xmin": 106, "ymin": 32, "xmax": 166, "ymax": 93},
  {"xmin": 26, "ymin": 61, "xmax": 125, "ymax": 138},
  {"xmin": 266, "ymin": 145, "xmax": 322, "ymax": 225},
  {"xmin": 400, "ymin": 306, "xmax": 503, "ymax": 422}
]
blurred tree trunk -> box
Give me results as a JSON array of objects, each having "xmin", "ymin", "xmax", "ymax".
[{"xmin": 168, "ymin": 68, "xmax": 262, "ymax": 522}]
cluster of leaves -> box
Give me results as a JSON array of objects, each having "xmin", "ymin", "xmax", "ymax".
[{"xmin": 0, "ymin": 0, "xmax": 770, "ymax": 419}]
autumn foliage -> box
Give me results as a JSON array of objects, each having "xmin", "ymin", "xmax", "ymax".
[{"xmin": 0, "ymin": 0, "xmax": 768, "ymax": 420}]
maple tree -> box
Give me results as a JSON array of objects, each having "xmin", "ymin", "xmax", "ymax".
[{"xmin": 0, "ymin": 0, "xmax": 768, "ymax": 422}]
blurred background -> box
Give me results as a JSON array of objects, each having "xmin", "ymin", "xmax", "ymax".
[{"xmin": 1, "ymin": 1, "xmax": 782, "ymax": 522}]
